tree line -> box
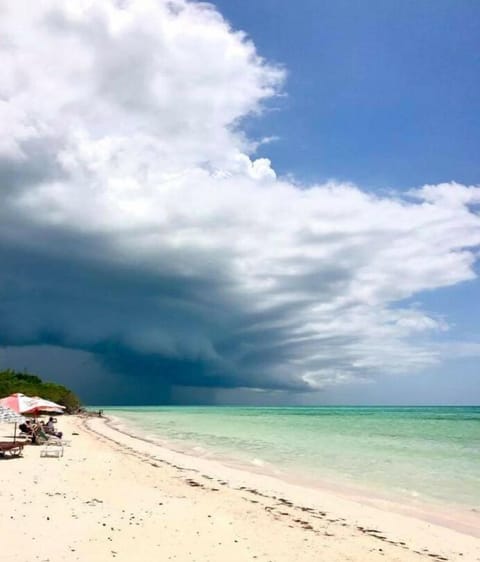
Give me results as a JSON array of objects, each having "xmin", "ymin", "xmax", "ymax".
[{"xmin": 0, "ymin": 369, "xmax": 81, "ymax": 413}]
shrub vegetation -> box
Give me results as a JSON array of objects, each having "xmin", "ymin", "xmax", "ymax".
[{"xmin": 0, "ymin": 369, "xmax": 81, "ymax": 413}]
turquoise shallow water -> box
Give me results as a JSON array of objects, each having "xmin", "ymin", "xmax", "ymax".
[{"xmin": 102, "ymin": 406, "xmax": 480, "ymax": 510}]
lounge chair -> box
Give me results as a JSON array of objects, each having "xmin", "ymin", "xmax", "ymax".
[
  {"xmin": 39, "ymin": 431, "xmax": 70, "ymax": 446},
  {"xmin": 0, "ymin": 441, "xmax": 24, "ymax": 457},
  {"xmin": 40, "ymin": 435, "xmax": 66, "ymax": 458}
]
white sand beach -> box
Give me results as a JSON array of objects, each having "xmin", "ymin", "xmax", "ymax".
[{"xmin": 1, "ymin": 415, "xmax": 478, "ymax": 562}]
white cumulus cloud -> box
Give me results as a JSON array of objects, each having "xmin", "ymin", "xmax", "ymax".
[{"xmin": 1, "ymin": 0, "xmax": 479, "ymax": 393}]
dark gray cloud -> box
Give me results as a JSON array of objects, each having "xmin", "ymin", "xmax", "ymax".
[{"xmin": 1, "ymin": 1, "xmax": 480, "ymax": 403}]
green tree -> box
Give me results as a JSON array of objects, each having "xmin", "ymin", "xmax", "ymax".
[{"xmin": 0, "ymin": 370, "xmax": 81, "ymax": 413}]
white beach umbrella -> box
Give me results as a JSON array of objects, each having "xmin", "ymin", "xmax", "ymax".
[
  {"xmin": 0, "ymin": 405, "xmax": 25, "ymax": 443},
  {"xmin": 31, "ymin": 397, "xmax": 66, "ymax": 414}
]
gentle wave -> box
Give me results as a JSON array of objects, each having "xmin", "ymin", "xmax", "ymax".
[{"xmin": 99, "ymin": 405, "xmax": 480, "ymax": 511}]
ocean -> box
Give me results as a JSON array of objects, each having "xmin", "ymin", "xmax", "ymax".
[{"xmin": 102, "ymin": 405, "xmax": 480, "ymax": 511}]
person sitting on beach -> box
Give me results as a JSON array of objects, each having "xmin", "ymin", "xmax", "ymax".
[
  {"xmin": 19, "ymin": 420, "xmax": 41, "ymax": 444},
  {"xmin": 19, "ymin": 421, "xmax": 33, "ymax": 436},
  {"xmin": 32, "ymin": 422, "xmax": 51, "ymax": 443},
  {"xmin": 45, "ymin": 417, "xmax": 63, "ymax": 439}
]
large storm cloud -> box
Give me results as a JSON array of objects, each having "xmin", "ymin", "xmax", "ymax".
[{"xmin": 1, "ymin": 0, "xmax": 480, "ymax": 400}]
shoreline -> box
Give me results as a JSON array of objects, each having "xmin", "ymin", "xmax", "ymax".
[
  {"xmin": 1, "ymin": 414, "xmax": 479, "ymax": 562},
  {"xmin": 88, "ymin": 415, "xmax": 480, "ymax": 555},
  {"xmin": 106, "ymin": 412, "xmax": 480, "ymax": 537}
]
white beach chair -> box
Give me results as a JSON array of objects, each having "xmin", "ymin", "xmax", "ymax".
[{"xmin": 40, "ymin": 436, "xmax": 64, "ymax": 458}]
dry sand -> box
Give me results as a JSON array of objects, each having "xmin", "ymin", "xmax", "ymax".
[{"xmin": 0, "ymin": 414, "xmax": 478, "ymax": 562}]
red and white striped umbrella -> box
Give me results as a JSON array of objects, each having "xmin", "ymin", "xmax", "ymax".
[
  {"xmin": 31, "ymin": 397, "xmax": 66, "ymax": 413},
  {"xmin": 0, "ymin": 393, "xmax": 66, "ymax": 415},
  {"xmin": 0, "ymin": 393, "xmax": 40, "ymax": 414}
]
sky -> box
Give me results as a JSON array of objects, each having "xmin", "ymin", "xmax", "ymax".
[{"xmin": 0, "ymin": 0, "xmax": 479, "ymax": 405}]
